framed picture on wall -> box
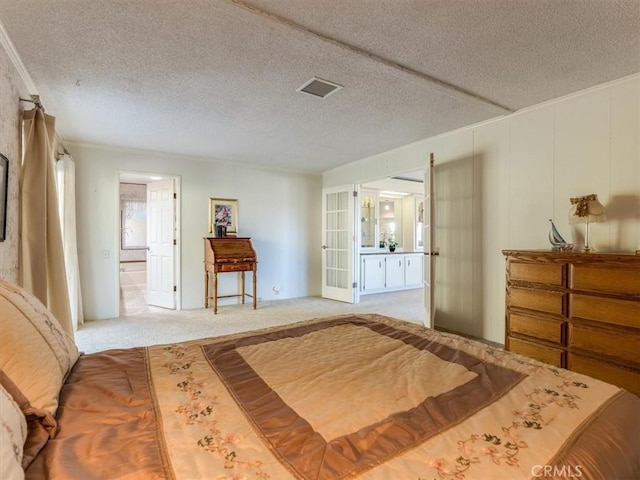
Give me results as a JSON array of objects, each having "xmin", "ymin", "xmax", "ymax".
[
  {"xmin": 209, "ymin": 197, "xmax": 238, "ymax": 236},
  {"xmin": 0, "ymin": 154, "xmax": 8, "ymax": 242}
]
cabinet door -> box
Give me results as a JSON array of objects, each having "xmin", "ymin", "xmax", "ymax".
[
  {"xmin": 362, "ymin": 255, "xmax": 385, "ymax": 291},
  {"xmin": 385, "ymin": 255, "xmax": 404, "ymax": 288},
  {"xmin": 360, "ymin": 190, "xmax": 378, "ymax": 250},
  {"xmin": 404, "ymin": 253, "xmax": 423, "ymax": 287}
]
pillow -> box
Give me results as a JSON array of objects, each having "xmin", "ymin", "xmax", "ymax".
[
  {"xmin": 0, "ymin": 383, "xmax": 27, "ymax": 480},
  {"xmin": 0, "ymin": 279, "xmax": 79, "ymax": 431},
  {"xmin": 1, "ymin": 370, "xmax": 57, "ymax": 469}
]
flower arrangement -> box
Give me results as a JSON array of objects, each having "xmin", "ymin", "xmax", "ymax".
[{"xmin": 380, "ymin": 232, "xmax": 398, "ymax": 251}]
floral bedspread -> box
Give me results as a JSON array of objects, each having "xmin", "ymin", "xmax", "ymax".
[{"xmin": 26, "ymin": 314, "xmax": 640, "ymax": 480}]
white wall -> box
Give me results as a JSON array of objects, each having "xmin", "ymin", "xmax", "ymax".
[
  {"xmin": 70, "ymin": 143, "xmax": 322, "ymax": 320},
  {"xmin": 324, "ymin": 75, "xmax": 640, "ymax": 344}
]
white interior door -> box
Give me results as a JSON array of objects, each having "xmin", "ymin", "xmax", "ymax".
[
  {"xmin": 321, "ymin": 185, "xmax": 357, "ymax": 303},
  {"xmin": 147, "ymin": 179, "xmax": 176, "ymax": 309},
  {"xmin": 423, "ymin": 154, "xmax": 436, "ymax": 328}
]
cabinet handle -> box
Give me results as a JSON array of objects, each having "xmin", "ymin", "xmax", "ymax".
[
  {"xmin": 399, "ymin": 260, "xmax": 402, "ymax": 267},
  {"xmin": 379, "ymin": 261, "xmax": 382, "ymax": 268},
  {"xmin": 408, "ymin": 260, "xmax": 411, "ymax": 266}
]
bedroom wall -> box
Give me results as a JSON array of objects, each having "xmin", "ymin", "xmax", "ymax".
[
  {"xmin": 0, "ymin": 42, "xmax": 30, "ymax": 282},
  {"xmin": 324, "ymin": 74, "xmax": 640, "ymax": 344},
  {"xmin": 69, "ymin": 143, "xmax": 322, "ymax": 320}
]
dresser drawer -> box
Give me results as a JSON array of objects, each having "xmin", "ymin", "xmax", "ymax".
[
  {"xmin": 569, "ymin": 323, "xmax": 640, "ymax": 365},
  {"xmin": 508, "ymin": 286, "xmax": 565, "ymax": 316},
  {"xmin": 570, "ymin": 294, "xmax": 640, "ymax": 329},
  {"xmin": 568, "ymin": 353, "xmax": 640, "ymax": 396},
  {"xmin": 509, "ymin": 262, "xmax": 564, "ymax": 286},
  {"xmin": 218, "ymin": 262, "xmax": 252, "ymax": 272},
  {"xmin": 569, "ymin": 264, "xmax": 640, "ymax": 295},
  {"xmin": 507, "ymin": 337, "xmax": 564, "ymax": 367},
  {"xmin": 508, "ymin": 313, "xmax": 564, "ymax": 345}
]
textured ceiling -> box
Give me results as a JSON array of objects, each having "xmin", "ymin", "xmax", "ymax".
[{"xmin": 1, "ymin": 0, "xmax": 638, "ymax": 174}]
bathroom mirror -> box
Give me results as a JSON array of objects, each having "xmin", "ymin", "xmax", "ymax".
[{"xmin": 121, "ymin": 200, "xmax": 147, "ymax": 249}]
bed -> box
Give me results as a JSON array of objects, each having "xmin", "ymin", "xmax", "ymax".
[{"xmin": 1, "ymin": 279, "xmax": 639, "ymax": 480}]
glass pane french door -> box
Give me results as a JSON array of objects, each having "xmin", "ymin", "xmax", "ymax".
[
  {"xmin": 423, "ymin": 154, "xmax": 436, "ymax": 328},
  {"xmin": 321, "ymin": 185, "xmax": 356, "ymax": 303}
]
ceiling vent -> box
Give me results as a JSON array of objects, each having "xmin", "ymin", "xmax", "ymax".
[{"xmin": 296, "ymin": 77, "xmax": 342, "ymax": 99}]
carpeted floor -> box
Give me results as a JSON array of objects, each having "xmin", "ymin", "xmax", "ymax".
[{"xmin": 76, "ymin": 289, "xmax": 425, "ymax": 353}]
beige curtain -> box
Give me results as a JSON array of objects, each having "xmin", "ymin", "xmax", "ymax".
[{"xmin": 20, "ymin": 108, "xmax": 73, "ymax": 337}]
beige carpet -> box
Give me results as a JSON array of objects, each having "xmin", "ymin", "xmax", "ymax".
[{"xmin": 76, "ymin": 289, "xmax": 425, "ymax": 353}]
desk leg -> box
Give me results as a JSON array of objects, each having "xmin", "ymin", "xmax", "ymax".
[
  {"xmin": 241, "ymin": 271, "xmax": 246, "ymax": 304},
  {"xmin": 253, "ymin": 268, "xmax": 257, "ymax": 309},
  {"xmin": 213, "ymin": 272, "xmax": 218, "ymax": 314},
  {"xmin": 204, "ymin": 269, "xmax": 209, "ymax": 308}
]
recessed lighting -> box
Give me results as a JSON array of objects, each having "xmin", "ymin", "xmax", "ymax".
[{"xmin": 380, "ymin": 191, "xmax": 408, "ymax": 197}]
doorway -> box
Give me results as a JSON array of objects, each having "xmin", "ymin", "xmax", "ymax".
[
  {"xmin": 117, "ymin": 172, "xmax": 181, "ymax": 316},
  {"xmin": 357, "ymin": 170, "xmax": 425, "ymax": 307}
]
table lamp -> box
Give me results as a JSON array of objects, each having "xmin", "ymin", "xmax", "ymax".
[{"xmin": 569, "ymin": 194, "xmax": 607, "ymax": 252}]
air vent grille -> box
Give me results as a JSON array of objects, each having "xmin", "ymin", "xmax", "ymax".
[
  {"xmin": 391, "ymin": 175, "xmax": 423, "ymax": 183},
  {"xmin": 297, "ymin": 77, "xmax": 342, "ymax": 99}
]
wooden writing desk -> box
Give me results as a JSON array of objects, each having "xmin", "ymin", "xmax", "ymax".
[{"xmin": 204, "ymin": 237, "xmax": 257, "ymax": 314}]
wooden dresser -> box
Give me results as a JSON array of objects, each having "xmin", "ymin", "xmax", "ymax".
[
  {"xmin": 204, "ymin": 237, "xmax": 257, "ymax": 314},
  {"xmin": 503, "ymin": 250, "xmax": 640, "ymax": 395}
]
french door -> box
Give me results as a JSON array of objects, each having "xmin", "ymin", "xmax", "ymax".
[
  {"xmin": 423, "ymin": 154, "xmax": 436, "ymax": 328},
  {"xmin": 321, "ymin": 185, "xmax": 357, "ymax": 303}
]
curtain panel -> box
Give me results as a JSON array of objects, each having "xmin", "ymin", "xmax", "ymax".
[
  {"xmin": 20, "ymin": 109, "xmax": 73, "ymax": 337},
  {"xmin": 56, "ymin": 155, "xmax": 84, "ymax": 329}
]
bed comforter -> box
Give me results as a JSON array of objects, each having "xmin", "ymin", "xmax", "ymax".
[{"xmin": 26, "ymin": 314, "xmax": 640, "ymax": 479}]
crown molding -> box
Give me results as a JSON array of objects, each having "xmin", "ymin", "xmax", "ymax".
[
  {"xmin": 64, "ymin": 141, "xmax": 322, "ymax": 177},
  {"xmin": 431, "ymin": 72, "xmax": 640, "ymax": 141},
  {"xmin": 512, "ymin": 72, "xmax": 640, "ymax": 116},
  {"xmin": 0, "ymin": 20, "xmax": 38, "ymax": 94},
  {"xmin": 417, "ymin": 73, "xmax": 640, "ymax": 146},
  {"xmin": 324, "ymin": 72, "xmax": 640, "ymax": 178},
  {"xmin": 1, "ymin": 21, "xmax": 68, "ymax": 149}
]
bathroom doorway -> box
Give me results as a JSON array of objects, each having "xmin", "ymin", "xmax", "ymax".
[{"xmin": 118, "ymin": 171, "xmax": 180, "ymax": 316}]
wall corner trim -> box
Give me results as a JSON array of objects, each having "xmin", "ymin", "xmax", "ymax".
[{"xmin": 0, "ymin": 20, "xmax": 38, "ymax": 94}]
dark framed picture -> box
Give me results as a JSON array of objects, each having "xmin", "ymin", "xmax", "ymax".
[{"xmin": 0, "ymin": 154, "xmax": 8, "ymax": 242}]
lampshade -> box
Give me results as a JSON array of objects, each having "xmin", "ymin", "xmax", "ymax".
[{"xmin": 568, "ymin": 194, "xmax": 607, "ymax": 225}]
